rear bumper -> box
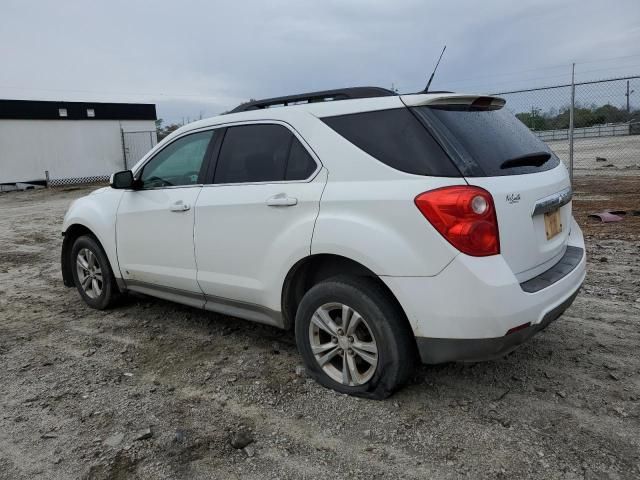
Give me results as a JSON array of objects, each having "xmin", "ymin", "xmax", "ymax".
[
  {"xmin": 415, "ymin": 288, "xmax": 579, "ymax": 363},
  {"xmin": 381, "ymin": 217, "xmax": 586, "ymax": 363}
]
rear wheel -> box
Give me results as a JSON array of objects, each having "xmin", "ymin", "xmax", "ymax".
[
  {"xmin": 295, "ymin": 275, "xmax": 416, "ymax": 399},
  {"xmin": 70, "ymin": 235, "xmax": 120, "ymax": 309}
]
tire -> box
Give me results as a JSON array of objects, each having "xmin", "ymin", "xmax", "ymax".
[
  {"xmin": 295, "ymin": 275, "xmax": 417, "ymax": 399},
  {"xmin": 70, "ymin": 235, "xmax": 120, "ymax": 310}
]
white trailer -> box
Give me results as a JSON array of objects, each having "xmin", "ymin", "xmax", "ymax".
[{"xmin": 0, "ymin": 100, "xmax": 157, "ymax": 186}]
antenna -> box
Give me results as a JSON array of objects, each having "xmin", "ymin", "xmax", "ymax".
[{"xmin": 424, "ymin": 45, "xmax": 447, "ymax": 93}]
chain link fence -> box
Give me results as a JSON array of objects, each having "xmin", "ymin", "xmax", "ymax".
[
  {"xmin": 41, "ymin": 129, "xmax": 157, "ymax": 188},
  {"xmin": 495, "ymin": 75, "xmax": 640, "ymax": 178},
  {"xmin": 122, "ymin": 130, "xmax": 158, "ymax": 170}
]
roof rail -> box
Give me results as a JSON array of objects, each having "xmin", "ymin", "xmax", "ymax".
[{"xmin": 227, "ymin": 86, "xmax": 395, "ymax": 114}]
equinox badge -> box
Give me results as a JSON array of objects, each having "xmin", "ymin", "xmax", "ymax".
[{"xmin": 506, "ymin": 193, "xmax": 521, "ymax": 204}]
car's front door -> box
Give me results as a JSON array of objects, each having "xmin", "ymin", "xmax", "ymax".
[
  {"xmin": 116, "ymin": 129, "xmax": 216, "ymax": 303},
  {"xmin": 194, "ymin": 123, "xmax": 325, "ymax": 321}
]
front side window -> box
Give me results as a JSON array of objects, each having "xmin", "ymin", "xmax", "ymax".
[
  {"xmin": 214, "ymin": 124, "xmax": 316, "ymax": 184},
  {"xmin": 139, "ymin": 130, "xmax": 214, "ymax": 188}
]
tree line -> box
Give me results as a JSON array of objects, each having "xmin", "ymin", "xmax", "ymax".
[
  {"xmin": 155, "ymin": 119, "xmax": 181, "ymax": 141},
  {"xmin": 516, "ymin": 103, "xmax": 639, "ymax": 131}
]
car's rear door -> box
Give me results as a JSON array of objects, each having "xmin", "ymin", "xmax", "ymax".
[
  {"xmin": 193, "ymin": 122, "xmax": 326, "ymax": 321},
  {"xmin": 116, "ymin": 129, "xmax": 216, "ymax": 301}
]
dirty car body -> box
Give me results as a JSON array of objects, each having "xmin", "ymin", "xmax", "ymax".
[{"xmin": 61, "ymin": 87, "xmax": 586, "ymax": 398}]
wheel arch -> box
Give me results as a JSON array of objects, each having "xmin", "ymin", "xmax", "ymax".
[
  {"xmin": 61, "ymin": 224, "xmax": 107, "ymax": 287},
  {"xmin": 281, "ymin": 254, "xmax": 415, "ymax": 340}
]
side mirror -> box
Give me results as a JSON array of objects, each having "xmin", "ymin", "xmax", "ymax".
[{"xmin": 110, "ymin": 170, "xmax": 135, "ymax": 189}]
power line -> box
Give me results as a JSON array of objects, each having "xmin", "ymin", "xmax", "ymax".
[
  {"xmin": 574, "ymin": 53, "xmax": 640, "ymax": 65},
  {"xmin": 493, "ymin": 74, "xmax": 640, "ymax": 95},
  {"xmin": 571, "ymin": 63, "xmax": 640, "ymax": 76},
  {"xmin": 441, "ymin": 63, "xmax": 640, "ymax": 92},
  {"xmin": 443, "ymin": 71, "xmax": 571, "ymax": 89},
  {"xmin": 436, "ymin": 54, "xmax": 640, "ymax": 89},
  {"xmin": 442, "ymin": 64, "xmax": 570, "ymax": 86}
]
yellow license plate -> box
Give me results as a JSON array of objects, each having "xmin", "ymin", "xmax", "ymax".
[{"xmin": 544, "ymin": 208, "xmax": 562, "ymax": 240}]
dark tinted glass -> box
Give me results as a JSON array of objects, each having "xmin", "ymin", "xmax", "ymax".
[
  {"xmin": 286, "ymin": 137, "xmax": 316, "ymax": 180},
  {"xmin": 413, "ymin": 106, "xmax": 561, "ymax": 176},
  {"xmin": 215, "ymin": 125, "xmax": 289, "ymax": 183},
  {"xmin": 321, "ymin": 108, "xmax": 459, "ymax": 176},
  {"xmin": 140, "ymin": 130, "xmax": 214, "ymax": 188}
]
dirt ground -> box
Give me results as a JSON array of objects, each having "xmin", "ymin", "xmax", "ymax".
[
  {"xmin": 548, "ymin": 135, "xmax": 640, "ymax": 174},
  {"xmin": 0, "ymin": 177, "xmax": 639, "ymax": 480}
]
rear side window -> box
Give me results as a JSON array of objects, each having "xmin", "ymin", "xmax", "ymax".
[
  {"xmin": 321, "ymin": 108, "xmax": 459, "ymax": 177},
  {"xmin": 413, "ymin": 106, "xmax": 561, "ymax": 176},
  {"xmin": 286, "ymin": 138, "xmax": 316, "ymax": 180},
  {"xmin": 214, "ymin": 124, "xmax": 317, "ymax": 184}
]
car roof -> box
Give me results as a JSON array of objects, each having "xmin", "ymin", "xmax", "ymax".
[
  {"xmin": 169, "ymin": 91, "xmax": 502, "ymax": 137},
  {"xmin": 227, "ymin": 86, "xmax": 395, "ymax": 113}
]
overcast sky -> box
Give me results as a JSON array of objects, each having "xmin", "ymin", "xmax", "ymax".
[{"xmin": 2, "ymin": 0, "xmax": 640, "ymax": 123}]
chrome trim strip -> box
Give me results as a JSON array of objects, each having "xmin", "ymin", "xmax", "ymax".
[
  {"xmin": 532, "ymin": 186, "xmax": 572, "ymax": 216},
  {"xmin": 124, "ymin": 184, "xmax": 203, "ymax": 192},
  {"xmin": 200, "ymin": 174, "xmax": 319, "ymax": 188}
]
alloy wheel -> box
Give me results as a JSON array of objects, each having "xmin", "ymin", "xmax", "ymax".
[
  {"xmin": 308, "ymin": 302, "xmax": 379, "ymax": 386},
  {"xmin": 76, "ymin": 248, "xmax": 103, "ymax": 299}
]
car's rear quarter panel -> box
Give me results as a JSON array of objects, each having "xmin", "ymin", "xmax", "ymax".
[
  {"xmin": 311, "ymin": 177, "xmax": 464, "ymax": 276},
  {"xmin": 300, "ymin": 114, "xmax": 464, "ymax": 277}
]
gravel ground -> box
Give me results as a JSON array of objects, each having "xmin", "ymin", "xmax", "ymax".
[
  {"xmin": 547, "ymin": 135, "xmax": 640, "ymax": 174},
  {"xmin": 0, "ymin": 178, "xmax": 639, "ymax": 480}
]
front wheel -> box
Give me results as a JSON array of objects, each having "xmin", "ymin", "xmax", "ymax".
[
  {"xmin": 295, "ymin": 276, "xmax": 417, "ymax": 399},
  {"xmin": 70, "ymin": 235, "xmax": 120, "ymax": 310}
]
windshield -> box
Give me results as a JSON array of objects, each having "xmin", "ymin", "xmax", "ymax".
[{"xmin": 413, "ymin": 106, "xmax": 561, "ymax": 176}]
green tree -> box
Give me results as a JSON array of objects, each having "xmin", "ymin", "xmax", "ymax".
[
  {"xmin": 516, "ymin": 108, "xmax": 547, "ymax": 130},
  {"xmin": 158, "ymin": 123, "xmax": 181, "ymax": 141},
  {"xmin": 594, "ymin": 104, "xmax": 632, "ymax": 124},
  {"xmin": 516, "ymin": 103, "xmax": 634, "ymax": 131}
]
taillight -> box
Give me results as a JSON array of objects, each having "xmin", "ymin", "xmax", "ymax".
[{"xmin": 415, "ymin": 186, "xmax": 500, "ymax": 256}]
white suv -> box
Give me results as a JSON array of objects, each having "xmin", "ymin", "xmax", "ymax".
[{"xmin": 61, "ymin": 87, "xmax": 586, "ymax": 399}]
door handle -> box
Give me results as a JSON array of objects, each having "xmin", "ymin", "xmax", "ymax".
[
  {"xmin": 266, "ymin": 193, "xmax": 298, "ymax": 207},
  {"xmin": 169, "ymin": 201, "xmax": 190, "ymax": 212}
]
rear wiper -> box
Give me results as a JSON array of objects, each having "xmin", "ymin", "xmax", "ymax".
[{"xmin": 500, "ymin": 151, "xmax": 551, "ymax": 170}]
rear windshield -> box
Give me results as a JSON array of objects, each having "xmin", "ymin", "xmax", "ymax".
[
  {"xmin": 321, "ymin": 108, "xmax": 460, "ymax": 177},
  {"xmin": 412, "ymin": 106, "xmax": 560, "ymax": 176}
]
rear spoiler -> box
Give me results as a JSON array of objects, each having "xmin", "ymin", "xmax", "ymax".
[{"xmin": 400, "ymin": 94, "xmax": 506, "ymax": 111}]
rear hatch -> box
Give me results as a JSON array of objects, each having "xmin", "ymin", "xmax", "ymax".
[{"xmin": 405, "ymin": 94, "xmax": 572, "ymax": 282}]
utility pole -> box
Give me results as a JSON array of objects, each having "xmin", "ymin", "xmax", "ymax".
[
  {"xmin": 625, "ymin": 80, "xmax": 634, "ymax": 113},
  {"xmin": 530, "ymin": 106, "xmax": 539, "ymax": 129}
]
